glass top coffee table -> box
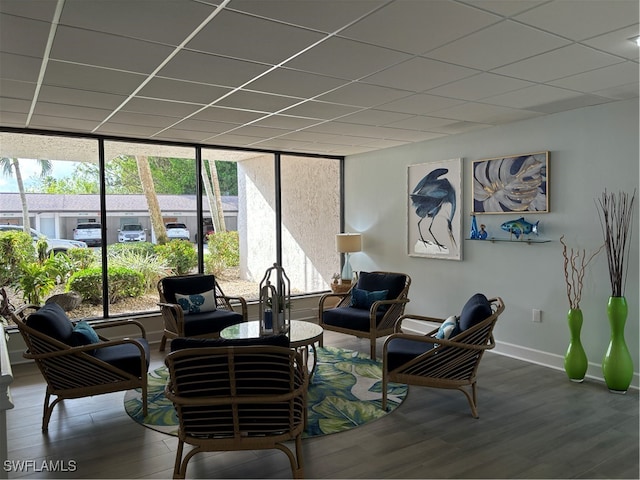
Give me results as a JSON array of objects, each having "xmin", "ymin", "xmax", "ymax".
[{"xmin": 220, "ymin": 320, "xmax": 324, "ymax": 375}]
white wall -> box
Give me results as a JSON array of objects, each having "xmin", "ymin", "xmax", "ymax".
[{"xmin": 345, "ymin": 99, "xmax": 639, "ymax": 386}]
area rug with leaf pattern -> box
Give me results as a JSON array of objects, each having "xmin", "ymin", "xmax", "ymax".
[{"xmin": 124, "ymin": 345, "xmax": 408, "ymax": 438}]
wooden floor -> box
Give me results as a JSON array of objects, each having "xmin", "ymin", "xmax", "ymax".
[{"xmin": 6, "ymin": 331, "xmax": 639, "ymax": 479}]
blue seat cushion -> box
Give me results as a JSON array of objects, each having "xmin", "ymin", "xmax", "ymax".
[
  {"xmin": 183, "ymin": 309, "xmax": 244, "ymax": 336},
  {"xmin": 161, "ymin": 275, "xmax": 217, "ymax": 305},
  {"xmin": 26, "ymin": 303, "xmax": 73, "ymax": 343},
  {"xmin": 458, "ymin": 293, "xmax": 492, "ymax": 333},
  {"xmin": 170, "ymin": 334, "xmax": 290, "ymax": 352},
  {"xmin": 93, "ymin": 338, "xmax": 150, "ymax": 377},
  {"xmin": 386, "ymin": 337, "xmax": 435, "ymax": 372},
  {"xmin": 322, "ymin": 306, "xmax": 384, "ymax": 332}
]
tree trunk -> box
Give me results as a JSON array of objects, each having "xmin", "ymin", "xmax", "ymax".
[
  {"xmin": 201, "ymin": 163, "xmax": 220, "ymax": 234},
  {"xmin": 208, "ymin": 160, "xmax": 226, "ymax": 232},
  {"xmin": 136, "ymin": 156, "xmax": 167, "ymax": 244},
  {"xmin": 12, "ymin": 159, "xmax": 31, "ymax": 231}
]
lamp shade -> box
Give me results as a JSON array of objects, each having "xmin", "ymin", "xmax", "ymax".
[{"xmin": 336, "ymin": 233, "xmax": 362, "ymax": 253}]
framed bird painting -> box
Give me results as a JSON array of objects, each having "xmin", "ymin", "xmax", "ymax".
[{"xmin": 407, "ymin": 158, "xmax": 463, "ymax": 261}]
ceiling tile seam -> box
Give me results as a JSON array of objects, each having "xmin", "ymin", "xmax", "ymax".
[
  {"xmin": 26, "ymin": 0, "xmax": 64, "ymax": 127},
  {"xmin": 455, "ymin": 0, "xmax": 555, "ymax": 19},
  {"xmin": 91, "ymin": 0, "xmax": 233, "ymax": 134}
]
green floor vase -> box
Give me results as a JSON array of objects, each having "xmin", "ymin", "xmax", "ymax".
[
  {"xmin": 602, "ymin": 296, "xmax": 633, "ymax": 393},
  {"xmin": 564, "ymin": 308, "xmax": 588, "ymax": 382}
]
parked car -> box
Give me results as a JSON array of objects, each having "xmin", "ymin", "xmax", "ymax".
[
  {"xmin": 118, "ymin": 223, "xmax": 147, "ymax": 243},
  {"xmin": 0, "ymin": 225, "xmax": 87, "ymax": 254},
  {"xmin": 73, "ymin": 222, "xmax": 102, "ymax": 247},
  {"xmin": 165, "ymin": 222, "xmax": 190, "ymax": 241}
]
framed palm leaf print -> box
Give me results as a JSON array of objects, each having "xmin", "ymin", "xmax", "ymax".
[{"xmin": 472, "ymin": 151, "xmax": 549, "ymax": 214}]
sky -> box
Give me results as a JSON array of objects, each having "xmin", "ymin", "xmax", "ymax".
[{"xmin": 0, "ymin": 159, "xmax": 78, "ymax": 192}]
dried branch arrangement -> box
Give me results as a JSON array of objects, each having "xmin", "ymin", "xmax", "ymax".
[
  {"xmin": 560, "ymin": 236, "xmax": 603, "ymax": 309},
  {"xmin": 596, "ymin": 189, "xmax": 636, "ymax": 297}
]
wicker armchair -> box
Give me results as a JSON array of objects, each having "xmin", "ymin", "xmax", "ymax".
[
  {"xmin": 11, "ymin": 302, "xmax": 149, "ymax": 432},
  {"xmin": 165, "ymin": 345, "xmax": 308, "ymax": 479},
  {"xmin": 382, "ymin": 295, "xmax": 505, "ymax": 418},
  {"xmin": 319, "ymin": 271, "xmax": 411, "ymax": 358},
  {"xmin": 157, "ymin": 274, "xmax": 248, "ymax": 351}
]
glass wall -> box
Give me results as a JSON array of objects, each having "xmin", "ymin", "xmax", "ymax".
[{"xmin": 0, "ymin": 129, "xmax": 342, "ymax": 322}]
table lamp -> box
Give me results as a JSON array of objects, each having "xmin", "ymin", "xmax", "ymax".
[{"xmin": 336, "ymin": 233, "xmax": 362, "ymax": 283}]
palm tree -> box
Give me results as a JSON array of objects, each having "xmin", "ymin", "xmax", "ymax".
[
  {"xmin": 1, "ymin": 157, "xmax": 52, "ymax": 231},
  {"xmin": 135, "ymin": 155, "xmax": 168, "ymax": 244}
]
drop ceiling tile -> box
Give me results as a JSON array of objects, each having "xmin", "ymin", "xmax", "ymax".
[
  {"xmin": 583, "ymin": 25, "xmax": 640, "ymax": 61},
  {"xmin": 459, "ymin": 0, "xmax": 547, "ymax": 17},
  {"xmin": 385, "ymin": 115, "xmax": 460, "ymax": 131},
  {"xmin": 285, "ymin": 37, "xmax": 412, "ymax": 80},
  {"xmin": 50, "ymin": 26, "xmax": 175, "ymax": 73},
  {"xmin": 216, "ymin": 90, "xmax": 302, "ymax": 113},
  {"xmin": 549, "ymin": 62, "xmax": 639, "ymax": 93},
  {"xmin": 0, "ymin": 14, "xmax": 50, "ymax": 57},
  {"xmin": 426, "ymin": 73, "xmax": 535, "ymax": 101},
  {"xmin": 207, "ymin": 133, "xmax": 271, "ymax": 147},
  {"xmin": 0, "ymin": 97, "xmax": 30, "ymax": 114},
  {"xmin": 138, "ymin": 78, "xmax": 233, "ymax": 105},
  {"xmin": 191, "ymin": 106, "xmax": 265, "ymax": 124},
  {"xmin": 357, "ymin": 138, "xmax": 411, "ymax": 150},
  {"xmin": 107, "ymin": 111, "xmax": 180, "ymax": 129},
  {"xmin": 282, "ymin": 101, "xmax": 360, "ymax": 119},
  {"xmin": 155, "ymin": 128, "xmax": 214, "ymax": 143},
  {"xmin": 341, "ymin": 0, "xmax": 500, "ymax": 54},
  {"xmin": 229, "ymin": 0, "xmax": 386, "ymax": 33},
  {"xmin": 95, "ymin": 122, "xmax": 164, "ymax": 138},
  {"xmin": 29, "ymin": 114, "xmax": 101, "ymax": 131},
  {"xmin": 227, "ymin": 125, "xmax": 289, "ymax": 139},
  {"xmin": 426, "ymin": 20, "xmax": 570, "ymax": 70},
  {"xmin": 482, "ymin": 84, "xmax": 582, "ymax": 109},
  {"xmin": 493, "ymin": 44, "xmax": 625, "ymax": 82},
  {"xmin": 33, "ymin": 102, "xmax": 111, "ymax": 121},
  {"xmin": 376, "ymin": 93, "xmax": 466, "ymax": 115},
  {"xmin": 0, "ymin": 111, "xmax": 27, "ymax": 126},
  {"xmin": 526, "ymin": 94, "xmax": 612, "ymax": 114},
  {"xmin": 433, "ymin": 102, "xmax": 541, "ymax": 123},
  {"xmin": 43, "ymin": 61, "xmax": 147, "ymax": 95},
  {"xmin": 0, "ymin": 0, "xmax": 58, "ymax": 21},
  {"xmin": 0, "ymin": 52, "xmax": 42, "ymax": 82},
  {"xmin": 188, "ymin": 10, "xmax": 325, "ymax": 64},
  {"xmin": 59, "ymin": 0, "xmax": 217, "ymax": 46},
  {"xmin": 362, "ymin": 57, "xmax": 477, "ymax": 92},
  {"xmin": 316, "ymin": 82, "xmax": 411, "ymax": 107},
  {"xmin": 427, "ymin": 121, "xmax": 491, "ymax": 135},
  {"xmin": 339, "ymin": 109, "xmax": 413, "ymax": 126},
  {"xmin": 171, "ymin": 118, "xmax": 239, "ymax": 134},
  {"xmin": 159, "ymin": 50, "xmax": 270, "ymax": 87},
  {"xmin": 251, "ymin": 138, "xmax": 318, "ymax": 151},
  {"xmin": 252, "ymin": 115, "xmax": 321, "ymax": 130},
  {"xmin": 593, "ymin": 82, "xmax": 639, "ymax": 100},
  {"xmin": 283, "ymin": 130, "xmax": 363, "ymax": 145},
  {"xmin": 246, "ymin": 68, "xmax": 348, "ymax": 98},
  {"xmin": 121, "ymin": 98, "xmax": 203, "ymax": 118},
  {"xmin": 38, "ymin": 85, "xmax": 127, "ymax": 110},
  {"xmin": 0, "ymin": 79, "xmax": 36, "ymax": 100},
  {"xmin": 514, "ymin": 0, "xmax": 639, "ymax": 41}
]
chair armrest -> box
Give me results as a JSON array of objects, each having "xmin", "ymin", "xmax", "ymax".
[
  {"xmin": 220, "ymin": 295, "xmax": 248, "ymax": 320},
  {"xmin": 383, "ymin": 331, "xmax": 495, "ymax": 355},
  {"xmin": 12, "ymin": 304, "xmax": 40, "ymax": 320},
  {"xmin": 393, "ymin": 313, "xmax": 445, "ymax": 333},
  {"xmin": 23, "ymin": 336, "xmax": 148, "ymax": 360},
  {"xmin": 319, "ymin": 292, "xmax": 349, "ymax": 311},
  {"xmin": 90, "ymin": 319, "xmax": 147, "ymax": 339}
]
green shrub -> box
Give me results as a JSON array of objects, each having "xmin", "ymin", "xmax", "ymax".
[
  {"xmin": 0, "ymin": 231, "xmax": 35, "ymax": 287},
  {"xmin": 67, "ymin": 266, "xmax": 145, "ymax": 304},
  {"xmin": 35, "ymin": 237, "xmax": 49, "ymax": 263},
  {"xmin": 108, "ymin": 248, "xmax": 168, "ymax": 292},
  {"xmin": 204, "ymin": 231, "xmax": 239, "ymax": 276},
  {"xmin": 108, "ymin": 241, "xmax": 156, "ymax": 257},
  {"xmin": 65, "ymin": 247, "xmax": 98, "ymax": 270},
  {"xmin": 154, "ymin": 240, "xmax": 197, "ymax": 275},
  {"xmin": 15, "ymin": 260, "xmax": 56, "ymax": 305}
]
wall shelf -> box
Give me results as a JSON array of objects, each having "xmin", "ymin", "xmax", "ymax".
[{"xmin": 466, "ymin": 237, "xmax": 551, "ymax": 245}]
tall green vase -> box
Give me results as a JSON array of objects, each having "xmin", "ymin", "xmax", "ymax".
[
  {"xmin": 602, "ymin": 296, "xmax": 633, "ymax": 393},
  {"xmin": 564, "ymin": 308, "xmax": 588, "ymax": 382}
]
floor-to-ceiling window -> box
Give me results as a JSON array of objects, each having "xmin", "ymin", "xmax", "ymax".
[{"xmin": 0, "ymin": 128, "xmax": 342, "ymax": 322}]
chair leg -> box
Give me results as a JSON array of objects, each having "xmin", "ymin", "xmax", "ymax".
[
  {"xmin": 370, "ymin": 338, "xmax": 376, "ymax": 359},
  {"xmin": 42, "ymin": 392, "xmax": 61, "ymax": 433},
  {"xmin": 159, "ymin": 334, "xmax": 167, "ymax": 352},
  {"xmin": 173, "ymin": 439, "xmax": 185, "ymax": 479},
  {"xmin": 459, "ymin": 382, "xmax": 479, "ymax": 419},
  {"xmin": 276, "ymin": 438, "xmax": 304, "ymax": 479},
  {"xmin": 381, "ymin": 371, "xmax": 388, "ymax": 411}
]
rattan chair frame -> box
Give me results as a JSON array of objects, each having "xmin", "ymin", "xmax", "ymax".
[
  {"xmin": 382, "ymin": 297, "xmax": 504, "ymax": 418},
  {"xmin": 11, "ymin": 304, "xmax": 149, "ymax": 432},
  {"xmin": 164, "ymin": 345, "xmax": 308, "ymax": 479},
  {"xmin": 157, "ymin": 274, "xmax": 248, "ymax": 351},
  {"xmin": 318, "ymin": 272, "xmax": 411, "ymax": 358}
]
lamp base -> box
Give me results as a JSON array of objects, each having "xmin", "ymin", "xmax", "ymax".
[{"xmin": 341, "ymin": 253, "xmax": 353, "ymax": 282}]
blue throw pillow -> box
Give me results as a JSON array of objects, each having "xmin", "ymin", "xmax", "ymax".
[
  {"xmin": 175, "ymin": 290, "xmax": 216, "ymax": 314},
  {"xmin": 72, "ymin": 320, "xmax": 100, "ymax": 344},
  {"xmin": 435, "ymin": 315, "xmax": 458, "ymax": 340},
  {"xmin": 350, "ymin": 288, "xmax": 388, "ymax": 310}
]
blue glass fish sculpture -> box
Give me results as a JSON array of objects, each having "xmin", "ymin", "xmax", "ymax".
[{"xmin": 500, "ymin": 217, "xmax": 539, "ymax": 239}]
